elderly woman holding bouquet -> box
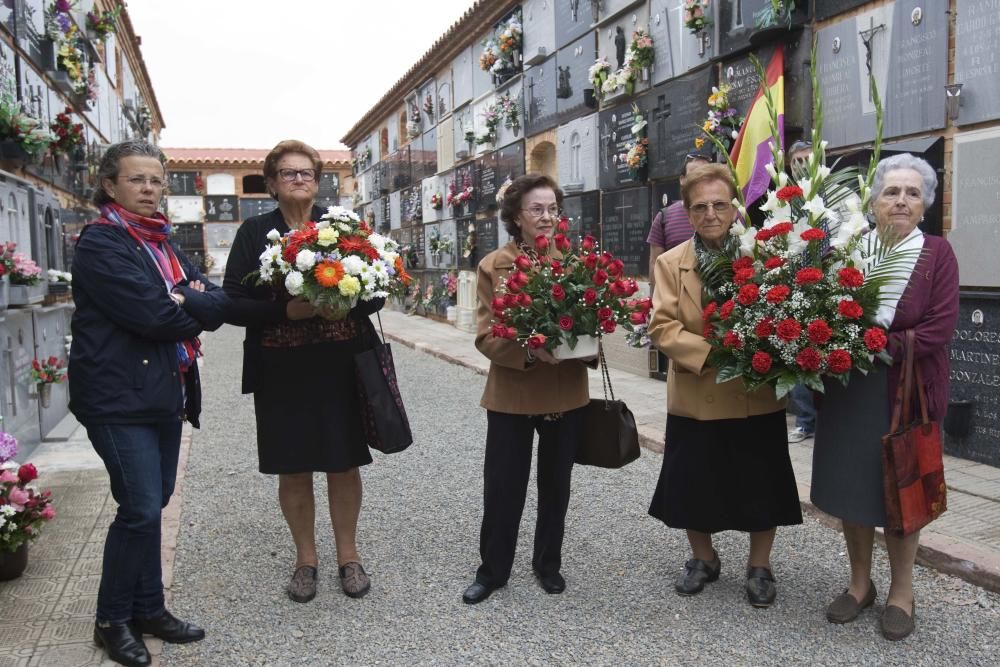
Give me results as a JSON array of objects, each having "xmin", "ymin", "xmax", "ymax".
[
  {"xmin": 70, "ymin": 140, "xmax": 228, "ymax": 667},
  {"xmin": 811, "ymin": 153, "xmax": 959, "ymax": 640},
  {"xmin": 224, "ymin": 140, "xmax": 385, "ymax": 604},
  {"xmin": 461, "ymin": 173, "xmax": 593, "ymax": 604},
  {"xmin": 647, "ymin": 163, "xmax": 802, "ymax": 608}
]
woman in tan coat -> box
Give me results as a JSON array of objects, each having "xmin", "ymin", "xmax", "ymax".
[
  {"xmin": 647, "ymin": 164, "xmax": 802, "ymax": 608},
  {"xmin": 461, "ymin": 173, "xmax": 591, "ymax": 605}
]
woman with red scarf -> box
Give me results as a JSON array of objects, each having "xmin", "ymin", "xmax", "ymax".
[{"xmin": 69, "ymin": 141, "xmax": 228, "ymax": 667}]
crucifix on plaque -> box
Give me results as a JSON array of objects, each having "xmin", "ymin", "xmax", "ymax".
[
  {"xmin": 174, "ymin": 173, "xmax": 191, "ymax": 193},
  {"xmin": 655, "ymin": 94, "xmax": 671, "ymax": 161},
  {"xmin": 569, "ymin": 0, "xmax": 579, "ymax": 22},
  {"xmin": 527, "ymin": 76, "xmax": 537, "ymax": 123},
  {"xmin": 28, "ymin": 85, "xmax": 43, "ymax": 119},
  {"xmin": 859, "ymin": 16, "xmax": 886, "ymax": 101},
  {"xmin": 599, "ymin": 121, "xmax": 614, "ymax": 173}
]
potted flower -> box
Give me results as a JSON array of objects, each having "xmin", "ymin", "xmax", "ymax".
[
  {"xmin": 31, "ymin": 356, "xmax": 67, "ymax": 408},
  {"xmin": 489, "ymin": 219, "xmax": 649, "ymax": 359},
  {"xmin": 48, "ymin": 106, "xmax": 84, "ymax": 160},
  {"xmin": 8, "ymin": 251, "xmax": 47, "ymax": 306},
  {"xmin": 47, "ymin": 268, "xmax": 72, "ymax": 297},
  {"xmin": 1, "ymin": 93, "xmax": 55, "ymax": 164},
  {"xmin": 0, "ymin": 432, "xmax": 56, "ymax": 581},
  {"xmin": 629, "ymin": 29, "xmax": 655, "ymax": 81},
  {"xmin": 85, "ymin": 3, "xmax": 122, "ymax": 40}
]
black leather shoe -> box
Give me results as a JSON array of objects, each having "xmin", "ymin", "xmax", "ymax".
[
  {"xmin": 746, "ymin": 566, "xmax": 777, "ymax": 608},
  {"xmin": 131, "ymin": 610, "xmax": 206, "ymax": 644},
  {"xmin": 674, "ymin": 551, "xmax": 721, "ymax": 596},
  {"xmin": 93, "ymin": 623, "xmax": 151, "ymax": 667},
  {"xmin": 462, "ymin": 581, "xmax": 497, "ymax": 604},
  {"xmin": 536, "ymin": 572, "xmax": 566, "ymax": 594}
]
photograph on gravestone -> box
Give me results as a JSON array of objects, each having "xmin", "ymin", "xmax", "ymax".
[
  {"xmin": 598, "ymin": 97, "xmax": 650, "ymax": 190},
  {"xmin": 203, "ymin": 196, "xmax": 239, "ymax": 223},
  {"xmin": 555, "ymin": 0, "xmax": 594, "ymax": 50},
  {"xmin": 523, "ymin": 0, "xmax": 556, "ymax": 66},
  {"xmin": 476, "ymin": 151, "xmax": 499, "ymax": 211},
  {"xmin": 318, "ymin": 172, "xmax": 339, "ymax": 199},
  {"xmin": 717, "ymin": 0, "xmax": 808, "ymax": 57},
  {"xmin": 815, "ymin": 0, "xmax": 870, "ymax": 22},
  {"xmin": 946, "ymin": 293, "xmax": 1000, "ymax": 466},
  {"xmin": 238, "ymin": 198, "xmax": 278, "ymax": 221},
  {"xmin": 561, "ymin": 190, "xmax": 601, "ymax": 242},
  {"xmin": 556, "ymin": 32, "xmax": 596, "ymax": 121},
  {"xmin": 557, "ymin": 113, "xmax": 599, "ymax": 193},
  {"xmin": 949, "ymin": 129, "xmax": 1000, "ymax": 289},
  {"xmin": 525, "ymin": 55, "xmax": 559, "ymax": 135},
  {"xmin": 954, "ymin": 0, "xmax": 1000, "ymax": 126},
  {"xmin": 649, "ymin": 0, "xmax": 715, "ymax": 85},
  {"xmin": 602, "ymin": 186, "xmax": 650, "ymax": 276}
]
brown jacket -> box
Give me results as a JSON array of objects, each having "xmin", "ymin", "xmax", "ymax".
[
  {"xmin": 476, "ymin": 241, "xmax": 590, "ymax": 414},
  {"xmin": 648, "ymin": 239, "xmax": 784, "ymax": 420}
]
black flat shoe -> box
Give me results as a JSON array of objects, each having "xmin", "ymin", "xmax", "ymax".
[
  {"xmin": 746, "ymin": 566, "xmax": 777, "ymax": 608},
  {"xmin": 131, "ymin": 610, "xmax": 206, "ymax": 644},
  {"xmin": 675, "ymin": 551, "xmax": 721, "ymax": 596},
  {"xmin": 462, "ymin": 581, "xmax": 496, "ymax": 604},
  {"xmin": 536, "ymin": 572, "xmax": 566, "ymax": 594},
  {"xmin": 93, "ymin": 623, "xmax": 151, "ymax": 667}
]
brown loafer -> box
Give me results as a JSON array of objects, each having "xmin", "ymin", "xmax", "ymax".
[
  {"xmin": 287, "ymin": 565, "xmax": 318, "ymax": 603},
  {"xmin": 339, "ymin": 562, "xmax": 371, "ymax": 599},
  {"xmin": 881, "ymin": 601, "xmax": 916, "ymax": 641},
  {"xmin": 826, "ymin": 581, "xmax": 877, "ymax": 623}
]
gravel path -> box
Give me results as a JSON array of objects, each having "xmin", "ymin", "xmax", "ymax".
[{"xmin": 163, "ymin": 324, "xmax": 999, "ymax": 666}]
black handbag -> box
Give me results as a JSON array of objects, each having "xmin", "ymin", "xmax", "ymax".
[
  {"xmin": 576, "ymin": 345, "xmax": 641, "ymax": 468},
  {"xmin": 355, "ymin": 313, "xmax": 413, "ymax": 454}
]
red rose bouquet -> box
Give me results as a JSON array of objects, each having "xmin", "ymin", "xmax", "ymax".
[{"xmin": 489, "ymin": 218, "xmax": 650, "ymax": 356}]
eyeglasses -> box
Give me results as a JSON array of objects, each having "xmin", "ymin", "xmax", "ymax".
[
  {"xmin": 688, "ymin": 201, "xmax": 733, "ymax": 216},
  {"xmin": 122, "ymin": 176, "xmax": 165, "ymax": 188},
  {"xmin": 788, "ymin": 140, "xmax": 813, "ymax": 153},
  {"xmin": 685, "ymin": 153, "xmax": 712, "ymax": 162},
  {"xmin": 522, "ymin": 205, "xmax": 561, "ymax": 219},
  {"xmin": 278, "ymin": 168, "xmax": 316, "ymax": 182}
]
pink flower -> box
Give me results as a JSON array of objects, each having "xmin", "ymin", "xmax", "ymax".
[
  {"xmin": 40, "ymin": 505, "xmax": 55, "ymax": 520},
  {"xmin": 0, "ymin": 469, "xmax": 17, "ymax": 484},
  {"xmin": 8, "ymin": 486, "xmax": 29, "ymax": 510}
]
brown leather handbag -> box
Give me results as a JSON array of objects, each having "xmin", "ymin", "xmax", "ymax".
[
  {"xmin": 881, "ymin": 329, "xmax": 947, "ymax": 536},
  {"xmin": 577, "ymin": 345, "xmax": 641, "ymax": 468}
]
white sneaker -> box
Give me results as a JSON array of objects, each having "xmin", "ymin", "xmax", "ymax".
[{"xmin": 787, "ymin": 427, "xmax": 813, "ymax": 443}]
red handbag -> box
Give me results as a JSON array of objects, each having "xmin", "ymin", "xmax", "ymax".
[{"xmin": 881, "ymin": 329, "xmax": 947, "ymax": 536}]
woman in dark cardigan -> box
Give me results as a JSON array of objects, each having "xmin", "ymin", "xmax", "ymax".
[
  {"xmin": 224, "ymin": 140, "xmax": 383, "ymax": 604},
  {"xmin": 811, "ymin": 154, "xmax": 959, "ymax": 641}
]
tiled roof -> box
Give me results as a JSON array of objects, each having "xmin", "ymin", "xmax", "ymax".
[{"xmin": 163, "ymin": 147, "xmax": 351, "ymax": 165}]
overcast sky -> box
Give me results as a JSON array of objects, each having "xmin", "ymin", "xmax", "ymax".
[{"xmin": 127, "ymin": 0, "xmax": 478, "ymax": 150}]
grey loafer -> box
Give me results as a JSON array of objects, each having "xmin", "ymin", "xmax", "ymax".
[{"xmin": 826, "ymin": 581, "xmax": 877, "ymax": 623}]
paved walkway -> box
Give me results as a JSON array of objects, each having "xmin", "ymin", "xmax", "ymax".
[{"xmin": 376, "ymin": 309, "xmax": 1000, "ymax": 593}]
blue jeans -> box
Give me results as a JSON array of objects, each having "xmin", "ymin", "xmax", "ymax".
[
  {"xmin": 789, "ymin": 384, "xmax": 816, "ymax": 433},
  {"xmin": 87, "ymin": 421, "xmax": 182, "ymax": 624}
]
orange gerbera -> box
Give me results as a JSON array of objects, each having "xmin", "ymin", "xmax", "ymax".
[
  {"xmin": 394, "ymin": 256, "xmax": 413, "ymax": 285},
  {"xmin": 314, "ymin": 260, "xmax": 344, "ymax": 288}
]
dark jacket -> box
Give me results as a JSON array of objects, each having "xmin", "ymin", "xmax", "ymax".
[
  {"xmin": 223, "ymin": 206, "xmax": 383, "ymax": 394},
  {"xmin": 68, "ymin": 222, "xmax": 229, "ymax": 427},
  {"xmin": 886, "ymin": 234, "xmax": 960, "ymax": 422}
]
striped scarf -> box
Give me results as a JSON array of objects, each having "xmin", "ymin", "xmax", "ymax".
[{"xmin": 95, "ymin": 203, "xmax": 201, "ymax": 372}]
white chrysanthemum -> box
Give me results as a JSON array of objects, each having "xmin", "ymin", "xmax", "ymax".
[
  {"xmin": 266, "ymin": 228, "xmax": 281, "ymax": 242},
  {"xmin": 367, "ymin": 233, "xmax": 388, "ymax": 252},
  {"xmin": 295, "ymin": 249, "xmax": 317, "ymax": 272},
  {"xmin": 338, "ymin": 275, "xmax": 361, "ymax": 297},
  {"xmin": 259, "ymin": 265, "xmax": 273, "ymax": 282},
  {"xmin": 336, "ymin": 222, "xmax": 352, "ymax": 232},
  {"xmin": 284, "ymin": 271, "xmax": 304, "ymax": 295},
  {"xmin": 315, "ymin": 219, "xmax": 330, "ymax": 230},
  {"xmin": 340, "ymin": 255, "xmax": 366, "ymax": 276},
  {"xmin": 370, "ymin": 260, "xmax": 389, "ymax": 283}
]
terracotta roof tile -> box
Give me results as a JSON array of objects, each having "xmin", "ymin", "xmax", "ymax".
[{"xmin": 163, "ymin": 147, "xmax": 351, "ymax": 165}]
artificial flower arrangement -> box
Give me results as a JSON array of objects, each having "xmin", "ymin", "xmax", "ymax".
[
  {"xmin": 489, "ymin": 219, "xmax": 651, "ymax": 356},
  {"xmin": 683, "ymin": 0, "xmax": 713, "ymax": 34},
  {"xmin": 479, "ymin": 11, "xmax": 523, "ymax": 78},
  {"xmin": 432, "ymin": 271, "xmax": 459, "ymax": 309},
  {"xmin": 351, "ymin": 147, "xmax": 372, "ymax": 172},
  {"xmin": 695, "ymin": 84, "xmax": 743, "ymax": 153},
  {"xmin": 496, "ymin": 92, "xmax": 521, "ymax": 135},
  {"xmin": 620, "ymin": 103, "xmax": 649, "ymax": 176},
  {"xmin": 629, "ymin": 29, "xmax": 655, "ymax": 70},
  {"xmin": 0, "ymin": 242, "xmax": 15, "ymax": 278},
  {"xmin": 254, "ymin": 206, "xmax": 412, "ymax": 320},
  {"xmin": 462, "ymin": 222, "xmax": 477, "ymax": 258},
  {"xmin": 588, "ymin": 58, "xmax": 612, "ymax": 99},
  {"xmin": 447, "ymin": 180, "xmax": 474, "ymax": 208},
  {"xmin": 54, "ymin": 25, "xmax": 96, "ymax": 100},
  {"xmin": 479, "ymin": 46, "xmax": 498, "ymax": 73},
  {"xmin": 45, "ymin": 0, "xmax": 75, "ymax": 40},
  {"xmin": 428, "ymin": 231, "xmax": 454, "ymax": 257},
  {"xmin": 477, "ymin": 105, "xmax": 500, "ymax": 146},
  {"xmin": 698, "ymin": 46, "xmax": 909, "ymax": 398},
  {"xmin": 31, "ymin": 356, "xmax": 67, "ymax": 386},
  {"xmin": 430, "ymin": 192, "xmax": 444, "ymax": 210},
  {"xmin": 86, "ymin": 3, "xmax": 122, "ymax": 39},
  {"xmin": 0, "ymin": 92, "xmax": 55, "ymax": 159},
  {"xmin": 0, "ymin": 434, "xmax": 56, "ymax": 556},
  {"xmin": 47, "ymin": 269, "xmax": 72, "ymax": 283},
  {"xmin": 407, "ymin": 104, "xmax": 421, "ymax": 139},
  {"xmin": 48, "ymin": 106, "xmax": 84, "ymax": 157},
  {"xmin": 9, "ymin": 253, "xmax": 42, "ymax": 286}
]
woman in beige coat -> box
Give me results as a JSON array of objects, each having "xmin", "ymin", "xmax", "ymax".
[
  {"xmin": 647, "ymin": 164, "xmax": 802, "ymax": 608},
  {"xmin": 461, "ymin": 173, "xmax": 591, "ymax": 605}
]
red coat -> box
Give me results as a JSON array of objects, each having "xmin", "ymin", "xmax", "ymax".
[{"xmin": 885, "ymin": 234, "xmax": 960, "ymax": 422}]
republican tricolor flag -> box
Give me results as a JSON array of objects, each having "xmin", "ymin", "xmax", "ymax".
[{"xmin": 729, "ymin": 45, "xmax": 785, "ymax": 205}]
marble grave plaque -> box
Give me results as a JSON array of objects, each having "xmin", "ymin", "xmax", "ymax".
[
  {"xmin": 453, "ymin": 45, "xmax": 475, "ymax": 109},
  {"xmin": 555, "ymin": 32, "xmax": 596, "ymax": 121},
  {"xmin": 476, "ymin": 151, "xmax": 499, "ymax": 212},
  {"xmin": 954, "ymin": 0, "xmax": 1000, "ymax": 126},
  {"xmin": 495, "ymin": 81, "xmax": 525, "ymax": 147},
  {"xmin": 600, "ymin": 186, "xmax": 650, "ymax": 276},
  {"xmin": 646, "ymin": 67, "xmax": 713, "ymax": 178},
  {"xmin": 949, "ymin": 128, "xmax": 1000, "ymax": 288},
  {"xmin": 239, "ymin": 198, "xmax": 278, "ymax": 220},
  {"xmin": 557, "ymin": 113, "xmax": 599, "ymax": 193},
  {"xmin": 717, "ymin": 0, "xmax": 809, "ymax": 57},
  {"xmin": 561, "ymin": 190, "xmax": 601, "ymax": 242},
  {"xmin": 815, "ymin": 0, "xmax": 869, "ymax": 21},
  {"xmin": 438, "ymin": 115, "xmax": 455, "ymax": 172},
  {"xmin": 525, "ymin": 55, "xmax": 559, "ymax": 135},
  {"xmin": 598, "ymin": 97, "xmax": 651, "ymax": 189},
  {"xmin": 597, "ymin": 8, "xmax": 651, "ymax": 100},
  {"xmin": 203, "ymin": 196, "xmax": 238, "ymax": 222},
  {"xmin": 554, "ymin": 0, "xmax": 593, "ymax": 50},
  {"xmin": 649, "ymin": 0, "xmax": 715, "ymax": 85},
  {"xmin": 495, "ymin": 140, "xmax": 525, "ymax": 190},
  {"xmin": 389, "ymin": 190, "xmax": 402, "ymax": 231},
  {"xmin": 523, "ymin": 0, "xmax": 556, "ymax": 65}
]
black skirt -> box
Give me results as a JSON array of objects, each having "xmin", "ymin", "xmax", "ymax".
[
  {"xmin": 648, "ymin": 410, "xmax": 803, "ymax": 533},
  {"xmin": 253, "ymin": 332, "xmax": 374, "ymax": 475}
]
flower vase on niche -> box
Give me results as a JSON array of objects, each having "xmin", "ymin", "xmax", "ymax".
[
  {"xmin": 0, "ymin": 544, "xmax": 28, "ymax": 581},
  {"xmin": 0, "ymin": 274, "xmax": 8, "ymax": 311},
  {"xmin": 583, "ymin": 89, "xmax": 597, "ymax": 108},
  {"xmin": 641, "ymin": 67, "xmax": 650, "ymax": 82},
  {"xmin": 38, "ymin": 382, "xmax": 52, "ymax": 409}
]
